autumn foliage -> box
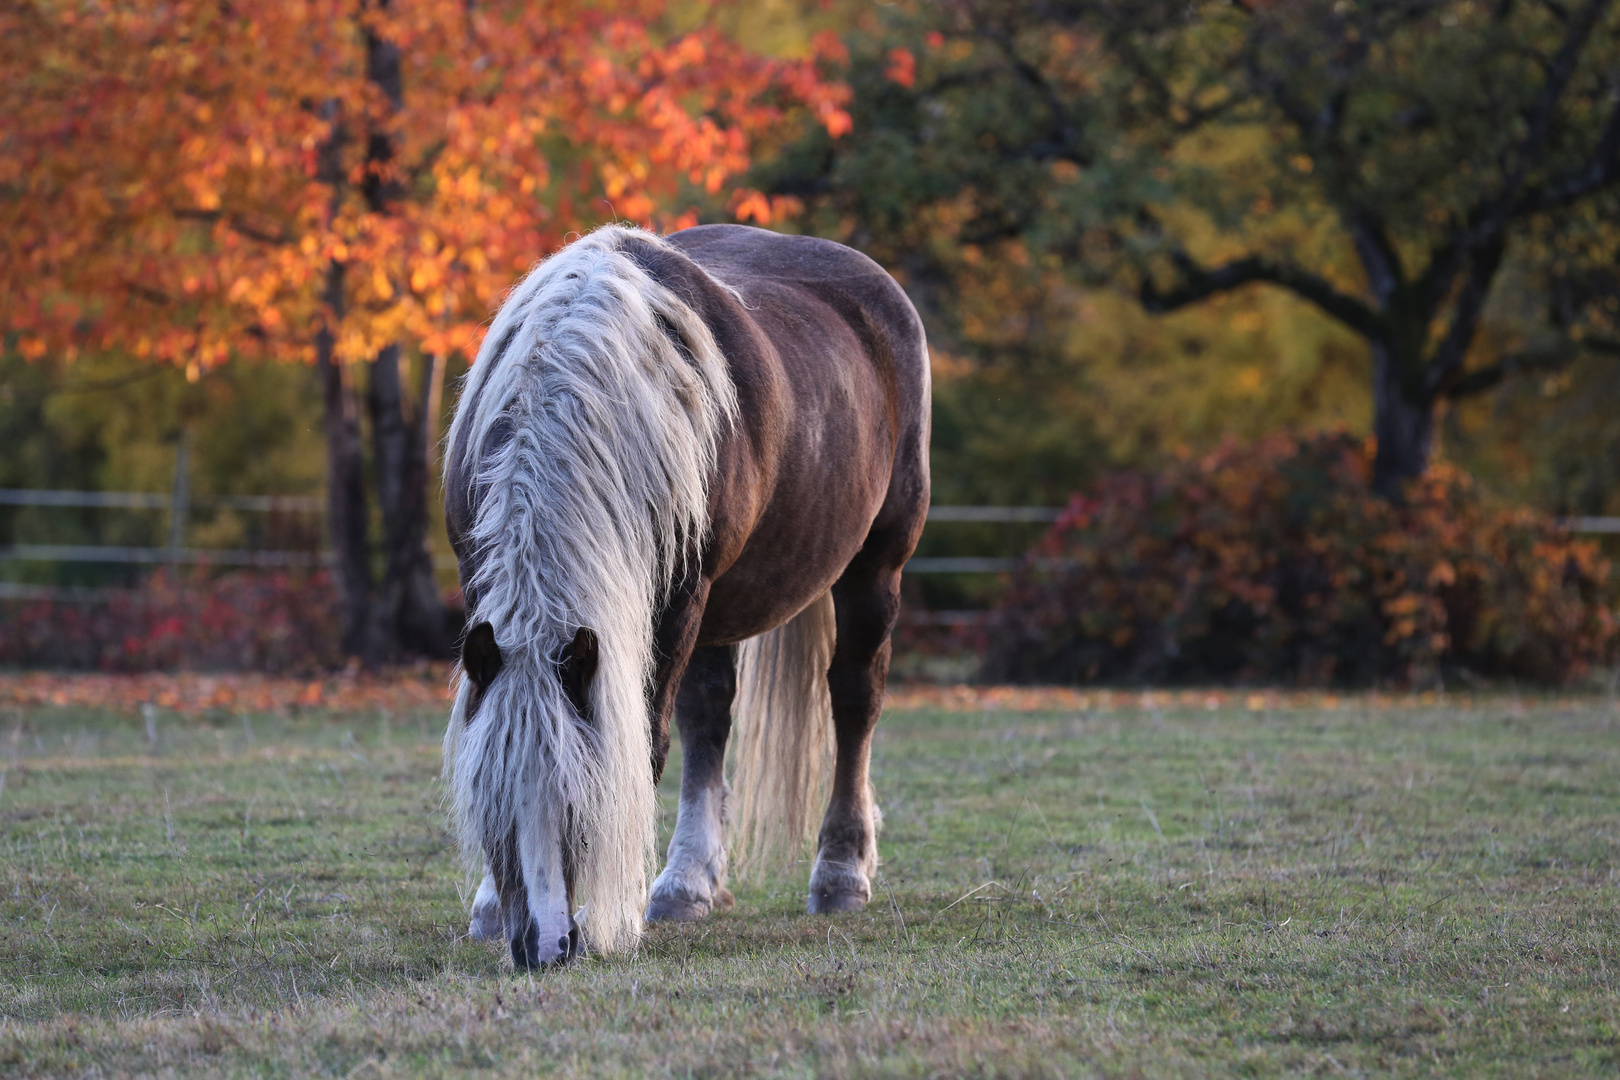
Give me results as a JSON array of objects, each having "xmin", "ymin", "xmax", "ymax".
[
  {"xmin": 986, "ymin": 432, "xmax": 1618, "ymax": 687},
  {"xmin": 0, "ymin": 569, "xmax": 342, "ymax": 674},
  {"xmin": 0, "ymin": 0, "xmax": 849, "ymax": 373}
]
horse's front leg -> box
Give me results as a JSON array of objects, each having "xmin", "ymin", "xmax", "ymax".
[
  {"xmin": 467, "ymin": 871, "xmax": 504, "ymax": 940},
  {"xmin": 646, "ymin": 644, "xmax": 737, "ymax": 922}
]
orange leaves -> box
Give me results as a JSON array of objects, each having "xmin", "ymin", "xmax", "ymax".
[
  {"xmin": 729, "ymin": 189, "xmax": 804, "ymax": 225},
  {"xmin": 885, "ymin": 47, "xmax": 917, "ymax": 89},
  {"xmin": 1, "ymin": 1, "xmax": 848, "ymax": 374},
  {"xmin": 731, "ymin": 190, "xmax": 768, "ymax": 224},
  {"xmin": 817, "ymin": 100, "xmax": 855, "ymax": 140}
]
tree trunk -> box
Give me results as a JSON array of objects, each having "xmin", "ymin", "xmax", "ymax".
[
  {"xmin": 316, "ymin": 262, "xmax": 382, "ymax": 661},
  {"xmin": 1370, "ymin": 340, "xmax": 1436, "ymax": 500},
  {"xmin": 369, "ymin": 346, "xmax": 451, "ymax": 658}
]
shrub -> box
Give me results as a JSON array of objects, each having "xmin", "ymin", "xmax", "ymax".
[
  {"xmin": 0, "ymin": 569, "xmax": 342, "ymax": 673},
  {"xmin": 984, "ymin": 431, "xmax": 1618, "ymax": 687}
]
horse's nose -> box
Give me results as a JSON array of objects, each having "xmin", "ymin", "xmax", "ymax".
[{"xmin": 509, "ymin": 914, "xmax": 579, "ymax": 969}]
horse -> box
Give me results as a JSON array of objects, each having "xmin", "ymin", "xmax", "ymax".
[{"xmin": 441, "ymin": 223, "xmax": 930, "ymax": 969}]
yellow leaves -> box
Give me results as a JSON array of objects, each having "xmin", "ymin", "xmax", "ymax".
[{"xmin": 371, "ymin": 265, "xmax": 393, "ymax": 301}]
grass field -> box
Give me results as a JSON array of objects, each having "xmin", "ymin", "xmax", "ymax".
[{"xmin": 1, "ymin": 688, "xmax": 1617, "ymax": 1077}]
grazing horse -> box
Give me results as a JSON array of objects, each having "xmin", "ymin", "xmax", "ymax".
[{"xmin": 442, "ymin": 224, "xmax": 929, "ymax": 969}]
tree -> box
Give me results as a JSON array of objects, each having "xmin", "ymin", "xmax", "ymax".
[
  {"xmin": 770, "ymin": 0, "xmax": 1620, "ymax": 497},
  {"xmin": 1, "ymin": 0, "xmax": 848, "ymax": 660}
]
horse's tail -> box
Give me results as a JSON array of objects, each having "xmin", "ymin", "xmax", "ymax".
[{"xmin": 728, "ymin": 590, "xmax": 837, "ymax": 875}]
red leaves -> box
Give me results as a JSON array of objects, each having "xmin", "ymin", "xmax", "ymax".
[
  {"xmin": 987, "ymin": 431, "xmax": 1618, "ymax": 686},
  {"xmin": 885, "ymin": 47, "xmax": 917, "ymax": 89},
  {"xmin": 0, "ymin": 570, "xmax": 345, "ymax": 674},
  {"xmin": 0, "ymin": 1, "xmax": 850, "ymax": 374}
]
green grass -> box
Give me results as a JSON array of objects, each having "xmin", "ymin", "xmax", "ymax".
[{"xmin": 1, "ymin": 693, "xmax": 1617, "ymax": 1077}]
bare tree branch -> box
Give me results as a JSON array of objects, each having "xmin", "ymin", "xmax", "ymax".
[
  {"xmin": 1517, "ymin": 81, "xmax": 1620, "ymax": 212},
  {"xmin": 1442, "ymin": 337, "xmax": 1580, "ymax": 397},
  {"xmin": 1344, "ymin": 212, "xmax": 1405, "ymax": 304},
  {"xmin": 978, "ymin": 24, "xmax": 1092, "ymax": 165},
  {"xmin": 1416, "ymin": 0, "xmax": 1611, "ymax": 319},
  {"xmin": 1469, "ymin": 0, "xmax": 1611, "ymax": 244},
  {"xmin": 1423, "ymin": 237, "xmax": 1509, "ymax": 398},
  {"xmin": 171, "ymin": 208, "xmax": 293, "ymax": 246},
  {"xmin": 1140, "ymin": 248, "xmax": 1383, "ymax": 338}
]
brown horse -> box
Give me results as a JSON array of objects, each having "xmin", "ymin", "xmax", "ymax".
[{"xmin": 442, "ymin": 224, "xmax": 929, "ymax": 969}]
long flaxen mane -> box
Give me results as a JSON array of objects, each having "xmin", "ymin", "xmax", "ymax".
[{"xmin": 442, "ymin": 226, "xmax": 738, "ymax": 952}]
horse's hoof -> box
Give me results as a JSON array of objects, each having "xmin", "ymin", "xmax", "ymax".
[
  {"xmin": 467, "ymin": 902, "xmax": 504, "ymax": 941},
  {"xmin": 645, "ymin": 895, "xmax": 706, "ymax": 922},
  {"xmin": 807, "ymin": 885, "xmax": 869, "ymax": 914},
  {"xmin": 807, "ymin": 858, "xmax": 871, "ymax": 914}
]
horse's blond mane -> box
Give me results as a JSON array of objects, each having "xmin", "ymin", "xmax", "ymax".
[{"xmin": 442, "ymin": 226, "xmax": 737, "ymax": 952}]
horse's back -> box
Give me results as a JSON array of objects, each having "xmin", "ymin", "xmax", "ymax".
[{"xmin": 650, "ymin": 225, "xmax": 930, "ymax": 642}]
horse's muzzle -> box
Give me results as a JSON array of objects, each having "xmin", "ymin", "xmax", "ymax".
[{"xmin": 510, "ymin": 911, "xmax": 586, "ymax": 970}]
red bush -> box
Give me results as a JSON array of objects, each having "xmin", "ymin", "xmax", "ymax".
[
  {"xmin": 0, "ymin": 569, "xmax": 342, "ymax": 674},
  {"xmin": 985, "ymin": 432, "xmax": 1618, "ymax": 687}
]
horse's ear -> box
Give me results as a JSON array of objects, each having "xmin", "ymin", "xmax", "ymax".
[
  {"xmin": 462, "ymin": 622, "xmax": 503, "ymax": 692},
  {"xmin": 557, "ymin": 626, "xmax": 599, "ymax": 718}
]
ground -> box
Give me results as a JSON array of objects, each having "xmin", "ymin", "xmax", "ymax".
[{"xmin": 0, "ymin": 678, "xmax": 1616, "ymax": 1077}]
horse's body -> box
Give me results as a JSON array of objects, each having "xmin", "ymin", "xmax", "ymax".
[{"xmin": 442, "ymin": 224, "xmax": 929, "ymax": 968}]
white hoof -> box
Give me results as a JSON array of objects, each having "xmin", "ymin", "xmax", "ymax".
[{"xmin": 467, "ymin": 873, "xmax": 504, "ymax": 941}]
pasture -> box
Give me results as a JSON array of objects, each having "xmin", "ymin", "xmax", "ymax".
[{"xmin": 1, "ymin": 687, "xmax": 1616, "ymax": 1078}]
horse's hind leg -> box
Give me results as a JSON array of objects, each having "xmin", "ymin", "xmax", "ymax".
[
  {"xmin": 809, "ymin": 563, "xmax": 902, "ymax": 913},
  {"xmin": 646, "ymin": 644, "xmax": 738, "ymax": 923}
]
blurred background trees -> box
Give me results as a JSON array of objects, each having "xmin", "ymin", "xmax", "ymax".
[
  {"xmin": 765, "ymin": 0, "xmax": 1620, "ymax": 500},
  {"xmin": 3, "ymin": 0, "xmax": 1616, "ymax": 677},
  {"xmin": 1, "ymin": 0, "xmax": 846, "ymax": 663}
]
